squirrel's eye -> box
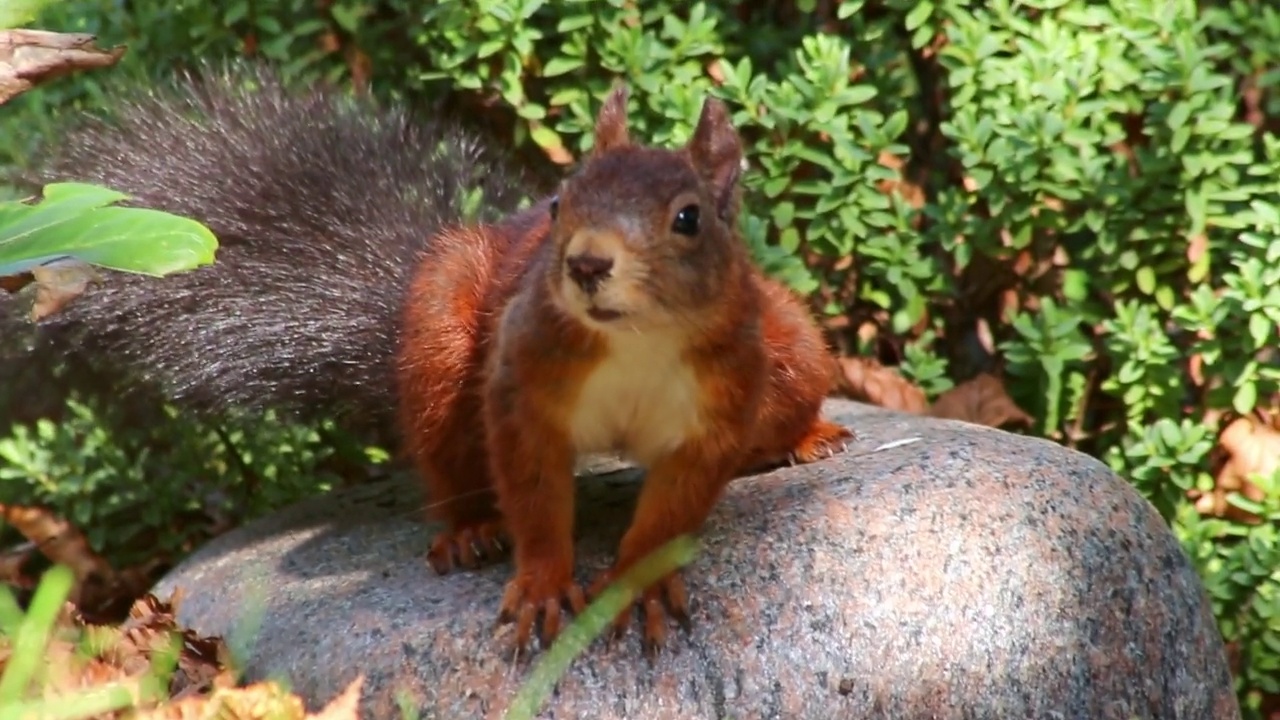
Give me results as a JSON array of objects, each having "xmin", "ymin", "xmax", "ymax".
[
  {"xmin": 549, "ymin": 196, "xmax": 560, "ymax": 220},
  {"xmin": 671, "ymin": 204, "xmax": 700, "ymax": 236}
]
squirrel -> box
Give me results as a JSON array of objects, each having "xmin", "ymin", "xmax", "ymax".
[{"xmin": 7, "ymin": 64, "xmax": 852, "ymax": 656}]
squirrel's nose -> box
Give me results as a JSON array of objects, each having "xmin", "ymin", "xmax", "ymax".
[{"xmin": 565, "ymin": 253, "xmax": 614, "ymax": 294}]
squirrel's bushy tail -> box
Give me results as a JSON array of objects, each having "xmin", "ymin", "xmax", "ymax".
[{"xmin": 3, "ymin": 63, "xmax": 526, "ymax": 439}]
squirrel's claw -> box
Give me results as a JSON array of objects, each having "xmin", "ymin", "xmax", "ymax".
[
  {"xmin": 787, "ymin": 419, "xmax": 855, "ymax": 465},
  {"xmin": 427, "ymin": 520, "xmax": 508, "ymax": 574},
  {"xmin": 592, "ymin": 569, "xmax": 692, "ymax": 656},
  {"xmin": 498, "ymin": 573, "xmax": 587, "ymax": 655}
]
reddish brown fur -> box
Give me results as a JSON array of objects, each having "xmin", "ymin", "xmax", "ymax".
[{"xmin": 394, "ymin": 85, "xmax": 851, "ymax": 657}]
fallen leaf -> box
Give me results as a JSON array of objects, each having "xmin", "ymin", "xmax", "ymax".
[
  {"xmin": 874, "ymin": 151, "xmax": 925, "ymax": 210},
  {"xmin": 929, "ymin": 373, "xmax": 1034, "ymax": 429},
  {"xmin": 0, "ymin": 542, "xmax": 34, "ymax": 589},
  {"xmin": 1202, "ymin": 410, "xmax": 1280, "ymax": 523},
  {"xmin": 0, "ymin": 29, "xmax": 126, "ymax": 104},
  {"xmin": 0, "ymin": 271, "xmax": 32, "ymax": 293},
  {"xmin": 318, "ymin": 31, "xmax": 341, "ymax": 54},
  {"xmin": 0, "ymin": 503, "xmax": 112, "ymax": 586},
  {"xmin": 139, "ymin": 681, "xmax": 307, "ymax": 720},
  {"xmin": 1189, "ymin": 353, "xmax": 1206, "ymax": 387},
  {"xmin": 1187, "ymin": 233, "xmax": 1209, "ymax": 266},
  {"xmin": 28, "ymin": 258, "xmax": 98, "ymax": 320},
  {"xmin": 308, "ymin": 676, "xmax": 364, "ymax": 720},
  {"xmin": 835, "ymin": 356, "xmax": 929, "ymax": 414},
  {"xmin": 529, "ymin": 120, "xmax": 574, "ymax": 165},
  {"xmin": 345, "ymin": 47, "xmax": 372, "ymax": 95},
  {"xmin": 1217, "ymin": 411, "xmax": 1280, "ymax": 489},
  {"xmin": 975, "ymin": 317, "xmax": 996, "ymax": 356},
  {"xmin": 0, "ymin": 504, "xmax": 163, "ymax": 618},
  {"xmin": 706, "ymin": 58, "xmax": 725, "ymax": 84}
]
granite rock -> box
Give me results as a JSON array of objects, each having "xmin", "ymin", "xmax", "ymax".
[{"xmin": 153, "ymin": 399, "xmax": 1240, "ymax": 720}]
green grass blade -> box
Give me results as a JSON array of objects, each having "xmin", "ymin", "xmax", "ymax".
[{"xmin": 504, "ymin": 535, "xmax": 700, "ymax": 720}]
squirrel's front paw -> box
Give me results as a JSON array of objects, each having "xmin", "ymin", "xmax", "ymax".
[
  {"xmin": 589, "ymin": 567, "xmax": 692, "ymax": 658},
  {"xmin": 498, "ymin": 569, "xmax": 587, "ymax": 655},
  {"xmin": 427, "ymin": 519, "xmax": 508, "ymax": 574}
]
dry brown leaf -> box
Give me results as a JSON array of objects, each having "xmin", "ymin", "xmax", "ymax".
[
  {"xmin": 855, "ymin": 321, "xmax": 878, "ymax": 346},
  {"xmin": 0, "ymin": 272, "xmax": 34, "ymax": 294},
  {"xmin": 138, "ymin": 674, "xmax": 361, "ymax": 720},
  {"xmin": 975, "ymin": 318, "xmax": 996, "ymax": 356},
  {"xmin": 0, "ymin": 586, "xmax": 348, "ymax": 720},
  {"xmin": 318, "ymin": 31, "xmax": 341, "ymax": 54},
  {"xmin": 835, "ymin": 356, "xmax": 929, "ymax": 414},
  {"xmin": 929, "ymin": 373, "xmax": 1033, "ymax": 429},
  {"xmin": 875, "ymin": 150, "xmax": 925, "ymax": 210},
  {"xmin": 345, "ymin": 47, "xmax": 372, "ymax": 95},
  {"xmin": 0, "ymin": 504, "xmax": 166, "ymax": 617},
  {"xmin": 1200, "ymin": 410, "xmax": 1280, "ymax": 523},
  {"xmin": 0, "ymin": 504, "xmax": 113, "ymax": 586},
  {"xmin": 999, "ymin": 287, "xmax": 1021, "ymax": 323},
  {"xmin": 0, "ymin": 542, "xmax": 35, "ymax": 588},
  {"xmin": 529, "ymin": 120, "xmax": 574, "ymax": 165},
  {"xmin": 28, "ymin": 259, "xmax": 99, "ymax": 320},
  {"xmin": 1189, "ymin": 353, "xmax": 1206, "ymax": 388},
  {"xmin": 307, "ymin": 676, "xmax": 364, "ymax": 720},
  {"xmin": 1187, "ymin": 233, "xmax": 1209, "ymax": 266},
  {"xmin": 706, "ymin": 58, "xmax": 725, "ymax": 84},
  {"xmin": 1217, "ymin": 412, "xmax": 1280, "ymax": 489},
  {"xmin": 0, "ymin": 29, "xmax": 126, "ymax": 104},
  {"xmin": 138, "ymin": 681, "xmax": 307, "ymax": 720}
]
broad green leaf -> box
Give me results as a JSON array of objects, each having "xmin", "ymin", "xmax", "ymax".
[
  {"xmin": 906, "ymin": 0, "xmax": 936, "ymax": 32},
  {"xmin": 1136, "ymin": 266, "xmax": 1156, "ymax": 295},
  {"xmin": 1233, "ymin": 380, "xmax": 1259, "ymax": 415},
  {"xmin": 542, "ymin": 57, "xmax": 584, "ymax": 77},
  {"xmin": 0, "ymin": 0, "xmax": 55, "ymax": 28},
  {"xmin": 0, "ymin": 183, "xmax": 218, "ymax": 280}
]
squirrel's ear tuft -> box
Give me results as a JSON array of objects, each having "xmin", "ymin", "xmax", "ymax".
[
  {"xmin": 689, "ymin": 96, "xmax": 743, "ymax": 220},
  {"xmin": 592, "ymin": 83, "xmax": 631, "ymax": 155}
]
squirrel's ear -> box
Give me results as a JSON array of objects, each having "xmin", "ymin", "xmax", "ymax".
[
  {"xmin": 688, "ymin": 96, "xmax": 743, "ymax": 220},
  {"xmin": 592, "ymin": 83, "xmax": 631, "ymax": 155}
]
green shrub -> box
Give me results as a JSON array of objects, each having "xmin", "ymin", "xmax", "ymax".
[
  {"xmin": 2, "ymin": 0, "xmax": 1279, "ymax": 714},
  {"xmin": 0, "ymin": 385, "xmax": 380, "ymax": 569}
]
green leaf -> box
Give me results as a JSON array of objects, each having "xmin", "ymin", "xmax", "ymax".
[
  {"xmin": 779, "ymin": 227, "xmax": 801, "ymax": 253},
  {"xmin": 845, "ymin": 85, "xmax": 878, "ymax": 105},
  {"xmin": 1136, "ymin": 266, "xmax": 1156, "ymax": 295},
  {"xmin": 772, "ymin": 201, "xmax": 796, "ymax": 229},
  {"xmin": 0, "ymin": 183, "xmax": 219, "ymax": 280},
  {"xmin": 1249, "ymin": 312, "xmax": 1273, "ymax": 350},
  {"xmin": 0, "ymin": 0, "xmax": 57, "ymax": 28},
  {"xmin": 330, "ymin": 3, "xmax": 365, "ymax": 32},
  {"xmin": 0, "ymin": 566, "xmax": 74, "ymax": 706},
  {"xmin": 529, "ymin": 124, "xmax": 563, "ymax": 152},
  {"xmin": 1166, "ymin": 102, "xmax": 1191, "ymax": 132},
  {"xmin": 905, "ymin": 1, "xmax": 934, "ymax": 32},
  {"xmin": 542, "ymin": 56, "xmax": 584, "ymax": 77},
  {"xmin": 557, "ymin": 13, "xmax": 596, "ymax": 32},
  {"xmin": 1233, "ymin": 380, "xmax": 1258, "ymax": 415}
]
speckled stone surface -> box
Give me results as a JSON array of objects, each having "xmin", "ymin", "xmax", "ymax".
[{"xmin": 154, "ymin": 399, "xmax": 1240, "ymax": 720}]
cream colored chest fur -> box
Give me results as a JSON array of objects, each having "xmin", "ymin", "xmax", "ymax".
[{"xmin": 568, "ymin": 331, "xmax": 703, "ymax": 465}]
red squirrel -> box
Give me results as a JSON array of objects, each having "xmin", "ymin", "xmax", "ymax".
[
  {"xmin": 11, "ymin": 65, "xmax": 850, "ymax": 657},
  {"xmin": 397, "ymin": 85, "xmax": 851, "ymax": 653}
]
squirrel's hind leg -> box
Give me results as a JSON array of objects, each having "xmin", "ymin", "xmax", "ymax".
[
  {"xmin": 783, "ymin": 417, "xmax": 853, "ymax": 465},
  {"xmin": 423, "ymin": 475, "xmax": 507, "ymax": 575},
  {"xmin": 401, "ymin": 382, "xmax": 508, "ymax": 574},
  {"xmin": 397, "ymin": 256, "xmax": 509, "ymax": 575},
  {"xmin": 407, "ymin": 418, "xmax": 509, "ymax": 575},
  {"xmin": 740, "ymin": 415, "xmax": 854, "ymax": 475}
]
